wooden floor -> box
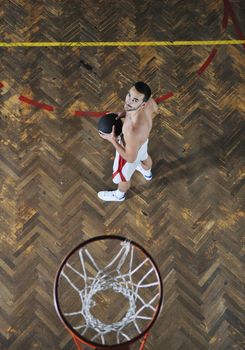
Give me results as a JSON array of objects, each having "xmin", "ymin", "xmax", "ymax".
[{"xmin": 0, "ymin": 0, "xmax": 244, "ymax": 349}]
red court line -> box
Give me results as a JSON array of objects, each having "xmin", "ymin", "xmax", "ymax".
[
  {"xmin": 75, "ymin": 93, "xmax": 174, "ymax": 117},
  {"xmin": 74, "ymin": 110, "xmax": 107, "ymax": 117},
  {"xmin": 155, "ymin": 92, "xmax": 174, "ymax": 104},
  {"xmin": 19, "ymin": 95, "xmax": 55, "ymax": 111},
  {"xmin": 224, "ymin": 0, "xmax": 245, "ymax": 50},
  {"xmin": 3, "ymin": 1, "xmax": 243, "ymax": 116},
  {"xmin": 197, "ymin": 48, "xmax": 218, "ymax": 75},
  {"xmin": 222, "ymin": 0, "xmax": 229, "ymax": 29}
]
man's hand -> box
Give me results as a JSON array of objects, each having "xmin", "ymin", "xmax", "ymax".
[{"xmin": 99, "ymin": 125, "xmax": 117, "ymax": 143}]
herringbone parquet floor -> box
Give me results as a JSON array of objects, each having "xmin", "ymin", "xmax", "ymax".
[{"xmin": 0, "ymin": 0, "xmax": 244, "ymax": 349}]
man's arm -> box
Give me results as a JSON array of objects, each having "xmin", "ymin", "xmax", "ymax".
[
  {"xmin": 152, "ymin": 98, "xmax": 159, "ymax": 114},
  {"xmin": 99, "ymin": 126, "xmax": 139, "ymax": 163},
  {"xmin": 147, "ymin": 97, "xmax": 158, "ymax": 115},
  {"xmin": 111, "ymin": 133, "xmax": 139, "ymax": 163}
]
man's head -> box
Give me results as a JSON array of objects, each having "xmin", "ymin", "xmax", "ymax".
[{"xmin": 124, "ymin": 82, "xmax": 152, "ymax": 112}]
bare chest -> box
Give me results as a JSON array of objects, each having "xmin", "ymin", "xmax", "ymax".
[{"xmin": 122, "ymin": 113, "xmax": 152, "ymax": 145}]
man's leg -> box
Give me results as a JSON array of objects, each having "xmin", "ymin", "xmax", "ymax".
[
  {"xmin": 113, "ymin": 180, "xmax": 131, "ymax": 201},
  {"xmin": 118, "ymin": 180, "xmax": 131, "ymax": 193},
  {"xmin": 97, "ymin": 180, "xmax": 130, "ymax": 202},
  {"xmin": 141, "ymin": 155, "xmax": 152, "ymax": 170},
  {"xmin": 136, "ymin": 155, "xmax": 153, "ymax": 180}
]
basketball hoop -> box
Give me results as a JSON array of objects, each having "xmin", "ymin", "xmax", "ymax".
[{"xmin": 54, "ymin": 235, "xmax": 163, "ymax": 350}]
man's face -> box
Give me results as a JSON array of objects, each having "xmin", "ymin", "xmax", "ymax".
[{"xmin": 124, "ymin": 86, "xmax": 145, "ymax": 112}]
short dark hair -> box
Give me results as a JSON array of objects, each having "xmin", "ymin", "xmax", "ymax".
[{"xmin": 134, "ymin": 82, "xmax": 152, "ymax": 102}]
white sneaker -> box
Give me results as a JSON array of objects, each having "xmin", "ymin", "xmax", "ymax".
[
  {"xmin": 98, "ymin": 190, "xmax": 125, "ymax": 202},
  {"xmin": 136, "ymin": 165, "xmax": 152, "ymax": 181}
]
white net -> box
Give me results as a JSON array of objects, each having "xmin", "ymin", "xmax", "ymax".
[{"xmin": 57, "ymin": 239, "xmax": 161, "ymax": 346}]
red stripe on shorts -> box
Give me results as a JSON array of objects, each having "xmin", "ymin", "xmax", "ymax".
[{"xmin": 112, "ymin": 155, "xmax": 127, "ymax": 182}]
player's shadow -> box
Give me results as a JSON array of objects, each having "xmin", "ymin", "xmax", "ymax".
[
  {"xmin": 63, "ymin": 133, "xmax": 242, "ymax": 201},
  {"xmin": 128, "ymin": 134, "xmax": 243, "ymax": 199}
]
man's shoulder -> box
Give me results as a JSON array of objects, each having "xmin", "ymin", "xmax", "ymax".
[{"xmin": 146, "ymin": 98, "xmax": 158, "ymax": 114}]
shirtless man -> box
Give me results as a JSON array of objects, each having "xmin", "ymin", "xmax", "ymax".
[{"xmin": 98, "ymin": 81, "xmax": 158, "ymax": 202}]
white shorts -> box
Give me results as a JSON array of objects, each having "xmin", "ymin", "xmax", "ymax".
[{"xmin": 112, "ymin": 139, "xmax": 149, "ymax": 184}]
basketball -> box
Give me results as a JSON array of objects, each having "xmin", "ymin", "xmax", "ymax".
[{"xmin": 98, "ymin": 113, "xmax": 123, "ymax": 136}]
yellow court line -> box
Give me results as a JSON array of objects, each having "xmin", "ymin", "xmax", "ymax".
[{"xmin": 0, "ymin": 40, "xmax": 245, "ymax": 47}]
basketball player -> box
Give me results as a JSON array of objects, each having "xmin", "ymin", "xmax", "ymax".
[{"xmin": 98, "ymin": 82, "xmax": 158, "ymax": 202}]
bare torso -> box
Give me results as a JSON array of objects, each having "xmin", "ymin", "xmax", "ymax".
[{"xmin": 122, "ymin": 98, "xmax": 157, "ymax": 149}]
